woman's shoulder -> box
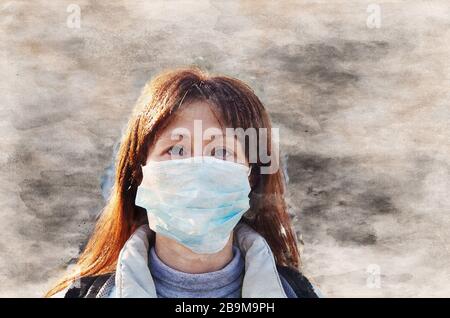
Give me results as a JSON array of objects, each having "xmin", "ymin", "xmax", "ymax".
[
  {"xmin": 276, "ymin": 265, "xmax": 322, "ymax": 298},
  {"xmin": 61, "ymin": 273, "xmax": 115, "ymax": 298}
]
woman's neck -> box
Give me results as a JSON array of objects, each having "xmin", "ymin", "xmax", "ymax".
[{"xmin": 154, "ymin": 234, "xmax": 234, "ymax": 274}]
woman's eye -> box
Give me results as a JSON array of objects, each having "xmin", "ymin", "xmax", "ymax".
[
  {"xmin": 211, "ymin": 147, "xmax": 233, "ymax": 160},
  {"xmin": 167, "ymin": 144, "xmax": 184, "ymax": 157}
]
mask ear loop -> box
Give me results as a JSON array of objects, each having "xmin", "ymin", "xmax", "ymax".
[{"xmin": 247, "ymin": 164, "xmax": 252, "ymax": 177}]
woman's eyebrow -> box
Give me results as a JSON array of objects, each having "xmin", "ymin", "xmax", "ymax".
[
  {"xmin": 155, "ymin": 132, "xmax": 231, "ymax": 147},
  {"xmin": 204, "ymin": 135, "xmax": 239, "ymax": 153},
  {"xmin": 154, "ymin": 134, "xmax": 184, "ymax": 149},
  {"xmin": 204, "ymin": 133, "xmax": 225, "ymax": 143},
  {"xmin": 169, "ymin": 132, "xmax": 187, "ymax": 141}
]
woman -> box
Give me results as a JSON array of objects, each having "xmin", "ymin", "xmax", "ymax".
[{"xmin": 46, "ymin": 68, "xmax": 320, "ymax": 298}]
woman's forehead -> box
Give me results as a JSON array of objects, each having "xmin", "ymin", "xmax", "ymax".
[{"xmin": 159, "ymin": 100, "xmax": 226, "ymax": 137}]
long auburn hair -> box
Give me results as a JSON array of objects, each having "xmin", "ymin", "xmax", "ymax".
[{"xmin": 46, "ymin": 67, "xmax": 301, "ymax": 297}]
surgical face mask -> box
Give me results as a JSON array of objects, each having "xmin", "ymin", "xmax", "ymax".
[{"xmin": 135, "ymin": 156, "xmax": 251, "ymax": 254}]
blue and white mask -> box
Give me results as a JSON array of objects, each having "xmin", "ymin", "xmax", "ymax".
[{"xmin": 135, "ymin": 156, "xmax": 251, "ymax": 254}]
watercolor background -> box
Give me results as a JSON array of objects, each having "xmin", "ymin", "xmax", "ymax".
[{"xmin": 1, "ymin": 0, "xmax": 449, "ymax": 297}]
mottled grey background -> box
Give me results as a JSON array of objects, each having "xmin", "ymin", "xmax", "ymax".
[{"xmin": 1, "ymin": 0, "xmax": 449, "ymax": 297}]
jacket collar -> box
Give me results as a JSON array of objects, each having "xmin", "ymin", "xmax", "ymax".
[{"xmin": 115, "ymin": 223, "xmax": 287, "ymax": 298}]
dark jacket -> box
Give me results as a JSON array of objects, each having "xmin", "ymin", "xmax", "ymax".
[
  {"xmin": 60, "ymin": 224, "xmax": 320, "ymax": 298},
  {"xmin": 64, "ymin": 266, "xmax": 318, "ymax": 298}
]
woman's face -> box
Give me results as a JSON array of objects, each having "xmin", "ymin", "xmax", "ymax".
[{"xmin": 146, "ymin": 100, "xmax": 248, "ymax": 165}]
